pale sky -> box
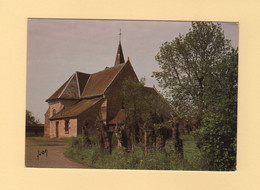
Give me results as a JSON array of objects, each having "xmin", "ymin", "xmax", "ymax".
[{"xmin": 26, "ymin": 19, "xmax": 238, "ymax": 123}]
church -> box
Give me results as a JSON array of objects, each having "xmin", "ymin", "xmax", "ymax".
[{"xmin": 44, "ymin": 40, "xmax": 168, "ymax": 139}]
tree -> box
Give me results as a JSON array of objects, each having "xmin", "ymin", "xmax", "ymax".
[
  {"xmin": 153, "ymin": 22, "xmax": 234, "ymax": 120},
  {"xmin": 122, "ymin": 77, "xmax": 150, "ymax": 150},
  {"xmin": 153, "ymin": 22, "xmax": 238, "ymax": 170},
  {"xmin": 26, "ymin": 110, "xmax": 40, "ymax": 126},
  {"xmin": 195, "ymin": 49, "xmax": 238, "ymax": 170},
  {"xmin": 122, "ymin": 77, "xmax": 177, "ymax": 154}
]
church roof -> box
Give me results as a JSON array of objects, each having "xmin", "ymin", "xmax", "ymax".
[
  {"xmin": 46, "ymin": 71, "xmax": 90, "ymax": 101},
  {"xmin": 50, "ymin": 97, "xmax": 103, "ymax": 120},
  {"xmin": 143, "ymin": 86, "xmax": 178, "ymax": 117},
  {"xmin": 143, "ymin": 86, "xmax": 157, "ymax": 95},
  {"xmin": 46, "ymin": 41, "xmax": 131, "ymax": 102},
  {"xmin": 81, "ymin": 63, "xmax": 126, "ymax": 98},
  {"xmin": 47, "ymin": 62, "xmax": 130, "ymax": 101},
  {"xmin": 108, "ymin": 109, "xmax": 126, "ymax": 125}
]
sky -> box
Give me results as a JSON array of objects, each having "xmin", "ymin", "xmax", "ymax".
[{"xmin": 26, "ymin": 19, "xmax": 238, "ymax": 123}]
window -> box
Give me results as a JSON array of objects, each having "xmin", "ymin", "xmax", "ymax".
[
  {"xmin": 65, "ymin": 120, "xmax": 69, "ymax": 134},
  {"xmin": 52, "ymin": 109, "xmax": 56, "ymax": 116}
]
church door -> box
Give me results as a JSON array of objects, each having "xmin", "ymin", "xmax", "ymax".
[{"xmin": 55, "ymin": 121, "xmax": 59, "ymax": 138}]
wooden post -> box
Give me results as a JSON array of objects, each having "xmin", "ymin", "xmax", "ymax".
[
  {"xmin": 144, "ymin": 130, "xmax": 148, "ymax": 156},
  {"xmin": 101, "ymin": 124, "xmax": 112, "ymax": 153},
  {"xmin": 172, "ymin": 118, "xmax": 184, "ymax": 159},
  {"xmin": 82, "ymin": 122, "xmax": 91, "ymax": 148},
  {"xmin": 115, "ymin": 123, "xmax": 122, "ymax": 147}
]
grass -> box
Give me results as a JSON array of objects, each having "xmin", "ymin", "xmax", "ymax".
[
  {"xmin": 27, "ymin": 136, "xmax": 69, "ymax": 143},
  {"xmin": 65, "ymin": 135, "xmax": 205, "ymax": 170},
  {"xmin": 181, "ymin": 134, "xmax": 205, "ymax": 170}
]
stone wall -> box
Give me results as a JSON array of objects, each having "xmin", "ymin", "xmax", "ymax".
[
  {"xmin": 49, "ymin": 118, "xmax": 77, "ymax": 138},
  {"xmin": 44, "ymin": 99, "xmax": 79, "ymax": 138}
]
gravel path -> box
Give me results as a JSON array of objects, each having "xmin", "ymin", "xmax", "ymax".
[{"xmin": 25, "ymin": 139, "xmax": 87, "ymax": 168}]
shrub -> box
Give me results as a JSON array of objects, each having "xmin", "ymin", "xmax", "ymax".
[{"xmin": 65, "ymin": 135, "xmax": 205, "ymax": 170}]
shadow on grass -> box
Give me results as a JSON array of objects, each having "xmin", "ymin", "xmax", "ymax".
[{"xmin": 27, "ymin": 137, "xmax": 69, "ymax": 143}]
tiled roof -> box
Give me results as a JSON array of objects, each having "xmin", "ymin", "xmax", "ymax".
[
  {"xmin": 143, "ymin": 86, "xmax": 157, "ymax": 95},
  {"xmin": 108, "ymin": 109, "xmax": 126, "ymax": 125},
  {"xmin": 76, "ymin": 71, "xmax": 91, "ymax": 94},
  {"xmin": 46, "ymin": 77, "xmax": 71, "ymax": 101},
  {"xmin": 50, "ymin": 97, "xmax": 103, "ymax": 120},
  {"xmin": 59, "ymin": 73, "xmax": 80, "ymax": 99},
  {"xmin": 143, "ymin": 86, "xmax": 177, "ymax": 117},
  {"xmin": 46, "ymin": 72, "xmax": 90, "ymax": 101},
  {"xmin": 81, "ymin": 63, "xmax": 126, "ymax": 98}
]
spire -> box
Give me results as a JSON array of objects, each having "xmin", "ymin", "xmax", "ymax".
[{"xmin": 114, "ymin": 29, "xmax": 125, "ymax": 66}]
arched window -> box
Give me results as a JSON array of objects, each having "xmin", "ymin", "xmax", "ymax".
[{"xmin": 52, "ymin": 109, "xmax": 56, "ymax": 116}]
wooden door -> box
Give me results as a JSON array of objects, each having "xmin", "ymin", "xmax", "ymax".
[{"xmin": 55, "ymin": 121, "xmax": 59, "ymax": 138}]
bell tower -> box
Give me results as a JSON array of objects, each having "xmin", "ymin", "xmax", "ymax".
[{"xmin": 114, "ymin": 29, "xmax": 125, "ymax": 66}]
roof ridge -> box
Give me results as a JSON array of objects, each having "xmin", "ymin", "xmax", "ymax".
[
  {"xmin": 75, "ymin": 72, "xmax": 81, "ymax": 96},
  {"xmin": 58, "ymin": 73, "xmax": 75, "ymax": 98},
  {"xmin": 91, "ymin": 63, "xmax": 126, "ymax": 75},
  {"xmin": 81, "ymin": 72, "xmax": 92, "ymax": 97},
  {"xmin": 143, "ymin": 86, "xmax": 153, "ymax": 89},
  {"xmin": 75, "ymin": 71, "xmax": 90, "ymax": 75}
]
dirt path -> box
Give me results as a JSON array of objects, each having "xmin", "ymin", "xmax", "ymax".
[{"xmin": 25, "ymin": 139, "xmax": 87, "ymax": 168}]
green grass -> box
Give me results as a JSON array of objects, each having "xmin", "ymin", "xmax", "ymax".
[
  {"xmin": 65, "ymin": 135, "xmax": 205, "ymax": 170},
  {"xmin": 181, "ymin": 134, "xmax": 205, "ymax": 170},
  {"xmin": 27, "ymin": 136, "xmax": 69, "ymax": 143}
]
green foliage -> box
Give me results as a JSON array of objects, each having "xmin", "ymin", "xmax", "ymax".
[
  {"xmin": 69, "ymin": 135, "xmax": 83, "ymax": 149},
  {"xmin": 153, "ymin": 22, "xmax": 234, "ymax": 118},
  {"xmin": 194, "ymin": 48, "xmax": 238, "ymax": 171},
  {"xmin": 26, "ymin": 110, "xmax": 40, "ymax": 126},
  {"xmin": 153, "ymin": 22, "xmax": 238, "ymax": 170},
  {"xmin": 194, "ymin": 113, "xmax": 237, "ymax": 171},
  {"xmin": 122, "ymin": 77, "xmax": 151, "ymax": 144},
  {"xmin": 121, "ymin": 77, "xmax": 170, "ymax": 147},
  {"xmin": 65, "ymin": 135, "xmax": 204, "ymax": 170}
]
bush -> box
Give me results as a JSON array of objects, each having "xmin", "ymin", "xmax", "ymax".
[
  {"xmin": 194, "ymin": 112, "xmax": 237, "ymax": 171},
  {"xmin": 68, "ymin": 135, "xmax": 82, "ymax": 149},
  {"xmin": 65, "ymin": 135, "xmax": 205, "ymax": 170}
]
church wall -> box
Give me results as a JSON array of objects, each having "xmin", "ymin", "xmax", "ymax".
[
  {"xmin": 44, "ymin": 99, "xmax": 79, "ymax": 138},
  {"xmin": 105, "ymin": 63, "xmax": 139, "ymax": 123},
  {"xmin": 77, "ymin": 99, "xmax": 104, "ymax": 137},
  {"xmin": 49, "ymin": 99, "xmax": 79, "ymax": 117},
  {"xmin": 49, "ymin": 118, "xmax": 77, "ymax": 138},
  {"xmin": 49, "ymin": 101, "xmax": 64, "ymax": 117}
]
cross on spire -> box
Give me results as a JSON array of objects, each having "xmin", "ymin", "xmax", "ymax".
[{"xmin": 119, "ymin": 29, "xmax": 122, "ymax": 42}]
